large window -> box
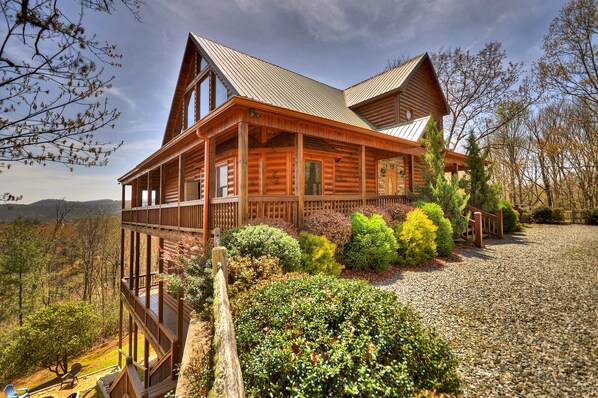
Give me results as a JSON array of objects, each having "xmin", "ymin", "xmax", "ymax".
[
  {"xmin": 215, "ymin": 77, "xmax": 227, "ymax": 109},
  {"xmin": 185, "ymin": 89, "xmax": 195, "ymax": 128},
  {"xmin": 216, "ymin": 164, "xmax": 228, "ymax": 198},
  {"xmin": 305, "ymin": 161, "xmax": 322, "ymax": 195},
  {"xmin": 199, "ymin": 78, "xmax": 210, "ymax": 120}
]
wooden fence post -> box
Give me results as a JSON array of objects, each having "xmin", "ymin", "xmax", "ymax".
[
  {"xmin": 496, "ymin": 209, "xmax": 504, "ymax": 239},
  {"xmin": 474, "ymin": 212, "xmax": 483, "ymax": 248}
]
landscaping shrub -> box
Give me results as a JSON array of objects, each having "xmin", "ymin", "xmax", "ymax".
[
  {"xmin": 552, "ymin": 208, "xmax": 565, "ymax": 224},
  {"xmin": 415, "ymin": 202, "xmax": 454, "ymax": 257},
  {"xmin": 395, "ymin": 208, "xmax": 437, "ymax": 265},
  {"xmin": 303, "ymin": 209, "xmax": 352, "ymax": 249},
  {"xmin": 386, "ymin": 202, "xmax": 414, "ymax": 222},
  {"xmin": 298, "ymin": 232, "xmax": 344, "ymax": 276},
  {"xmin": 498, "ymin": 199, "xmax": 522, "ymax": 232},
  {"xmin": 584, "ymin": 208, "xmax": 598, "ymax": 225},
  {"xmin": 227, "ymin": 254, "xmax": 282, "ymax": 311},
  {"xmin": 344, "ymin": 212, "xmax": 398, "ymax": 271},
  {"xmin": 244, "ymin": 217, "xmax": 298, "ymax": 238},
  {"xmin": 351, "ymin": 205, "xmax": 393, "ymax": 226},
  {"xmin": 221, "ymin": 224, "xmax": 301, "ymax": 272},
  {"xmin": 532, "ymin": 205, "xmax": 564, "ymax": 224},
  {"xmin": 234, "ymin": 275, "xmax": 461, "ymax": 397},
  {"xmin": 160, "ymin": 238, "xmax": 213, "ymax": 316}
]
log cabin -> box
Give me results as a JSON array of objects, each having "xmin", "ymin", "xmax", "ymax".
[{"xmin": 111, "ymin": 33, "xmax": 470, "ymax": 397}]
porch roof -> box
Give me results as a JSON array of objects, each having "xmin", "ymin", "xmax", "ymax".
[{"xmin": 378, "ymin": 116, "xmax": 430, "ymax": 141}]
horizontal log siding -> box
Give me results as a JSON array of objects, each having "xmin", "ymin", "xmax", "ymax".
[
  {"xmin": 333, "ymin": 142, "xmax": 360, "ymax": 194},
  {"xmin": 183, "ymin": 147, "xmax": 203, "ymax": 181},
  {"xmin": 365, "ymin": 148, "xmax": 377, "ymax": 194},
  {"xmin": 399, "ymin": 62, "xmax": 446, "ymax": 128},
  {"xmin": 163, "ymin": 161, "xmax": 179, "ymax": 203},
  {"xmin": 353, "ymin": 94, "xmax": 396, "ymax": 128}
]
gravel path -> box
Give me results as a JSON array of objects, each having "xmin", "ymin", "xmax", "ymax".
[{"xmin": 376, "ymin": 224, "xmax": 597, "ymax": 397}]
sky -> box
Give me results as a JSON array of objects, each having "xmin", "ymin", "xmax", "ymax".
[{"xmin": 1, "ymin": 0, "xmax": 568, "ymax": 204}]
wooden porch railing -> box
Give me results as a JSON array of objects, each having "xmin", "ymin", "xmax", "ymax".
[
  {"xmin": 463, "ymin": 206, "xmax": 504, "ymax": 247},
  {"xmin": 123, "ymin": 194, "xmax": 411, "ymax": 234}
]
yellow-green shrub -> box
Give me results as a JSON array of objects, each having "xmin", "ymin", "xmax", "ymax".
[
  {"xmin": 298, "ymin": 232, "xmax": 344, "ymax": 276},
  {"xmin": 395, "ymin": 208, "xmax": 438, "ymax": 265}
]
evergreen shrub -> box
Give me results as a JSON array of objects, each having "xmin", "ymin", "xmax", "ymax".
[
  {"xmin": 351, "ymin": 205, "xmax": 393, "ymax": 226},
  {"xmin": 395, "ymin": 208, "xmax": 437, "ymax": 265},
  {"xmin": 498, "ymin": 199, "xmax": 522, "ymax": 232},
  {"xmin": 244, "ymin": 217, "xmax": 298, "ymax": 238},
  {"xmin": 234, "ymin": 275, "xmax": 461, "ymax": 397},
  {"xmin": 415, "ymin": 202, "xmax": 454, "ymax": 256},
  {"xmin": 222, "ymin": 224, "xmax": 301, "ymax": 271},
  {"xmin": 585, "ymin": 208, "xmax": 598, "ymax": 225},
  {"xmin": 344, "ymin": 212, "xmax": 398, "ymax": 271},
  {"xmin": 298, "ymin": 232, "xmax": 344, "ymax": 276},
  {"xmin": 532, "ymin": 205, "xmax": 564, "ymax": 224}
]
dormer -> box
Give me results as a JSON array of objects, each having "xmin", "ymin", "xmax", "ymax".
[{"xmin": 344, "ymin": 53, "xmax": 449, "ymax": 129}]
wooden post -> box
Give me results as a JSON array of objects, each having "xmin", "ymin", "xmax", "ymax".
[
  {"xmin": 176, "ymin": 293, "xmax": 184, "ymax": 367},
  {"xmin": 159, "ymin": 164, "xmax": 164, "ymax": 226},
  {"xmin": 118, "ymin": 228, "xmax": 125, "ymax": 368},
  {"xmin": 474, "ymin": 212, "xmax": 483, "ymax": 248},
  {"xmin": 409, "ymin": 155, "xmax": 415, "ymax": 192},
  {"xmin": 128, "ymin": 313, "xmax": 133, "ymax": 358},
  {"xmin": 203, "ymin": 138, "xmax": 215, "ymax": 242},
  {"xmin": 133, "ymin": 323, "xmax": 138, "ymax": 363},
  {"xmin": 295, "ymin": 133, "xmax": 305, "ymax": 229},
  {"xmin": 121, "ymin": 184, "xmax": 125, "ymax": 210},
  {"xmin": 359, "ymin": 145, "xmax": 366, "ymax": 205},
  {"xmin": 158, "ymin": 237, "xmax": 164, "ymax": 323},
  {"xmin": 145, "ymin": 234, "xmax": 151, "ymax": 309},
  {"xmin": 178, "ymin": 155, "xmax": 184, "ymax": 230},
  {"xmin": 135, "ymin": 232, "xmax": 140, "ymax": 296},
  {"xmin": 238, "ymin": 122, "xmax": 249, "ymax": 225},
  {"xmin": 496, "ymin": 209, "xmax": 504, "ymax": 239},
  {"xmin": 144, "ymin": 338, "xmax": 149, "ymax": 388},
  {"xmin": 451, "ymin": 162, "xmax": 458, "ymax": 176},
  {"xmin": 129, "ymin": 231, "xmax": 134, "ymax": 290}
]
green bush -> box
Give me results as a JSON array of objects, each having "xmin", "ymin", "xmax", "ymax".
[
  {"xmin": 344, "ymin": 213, "xmax": 398, "ymax": 271},
  {"xmin": 227, "ymin": 255, "xmax": 283, "ymax": 312},
  {"xmin": 395, "ymin": 208, "xmax": 437, "ymax": 265},
  {"xmin": 532, "ymin": 205, "xmax": 553, "ymax": 223},
  {"xmin": 222, "ymin": 224, "xmax": 301, "ymax": 272},
  {"xmin": 351, "ymin": 205, "xmax": 393, "ymax": 226},
  {"xmin": 415, "ymin": 202, "xmax": 454, "ymax": 257},
  {"xmin": 234, "ymin": 275, "xmax": 460, "ymax": 397},
  {"xmin": 303, "ymin": 209, "xmax": 352, "ymax": 250},
  {"xmin": 531, "ymin": 205, "xmax": 565, "ymax": 224},
  {"xmin": 244, "ymin": 217, "xmax": 298, "ymax": 238},
  {"xmin": 498, "ymin": 200, "xmax": 522, "ymax": 232},
  {"xmin": 552, "ymin": 208, "xmax": 565, "ymax": 224},
  {"xmin": 298, "ymin": 232, "xmax": 344, "ymax": 276},
  {"xmin": 585, "ymin": 208, "xmax": 598, "ymax": 225}
]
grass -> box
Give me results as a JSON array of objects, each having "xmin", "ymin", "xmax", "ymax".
[{"xmin": 13, "ymin": 333, "xmax": 155, "ymax": 393}]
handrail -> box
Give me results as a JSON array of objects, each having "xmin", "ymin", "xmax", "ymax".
[
  {"xmin": 116, "ymin": 348, "xmax": 147, "ymax": 371},
  {"xmin": 211, "ymin": 196, "xmax": 239, "ymax": 204},
  {"xmin": 149, "ymin": 350, "xmax": 172, "ymax": 379},
  {"xmin": 465, "ymin": 205, "xmax": 496, "ymax": 219}
]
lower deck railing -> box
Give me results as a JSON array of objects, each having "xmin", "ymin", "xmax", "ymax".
[{"xmin": 122, "ymin": 194, "xmax": 410, "ymax": 233}]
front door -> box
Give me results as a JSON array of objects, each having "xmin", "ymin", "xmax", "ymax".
[{"xmin": 384, "ymin": 168, "xmax": 398, "ymax": 195}]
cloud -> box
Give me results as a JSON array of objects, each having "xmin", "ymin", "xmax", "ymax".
[{"xmin": 106, "ymin": 86, "xmax": 136, "ymax": 109}]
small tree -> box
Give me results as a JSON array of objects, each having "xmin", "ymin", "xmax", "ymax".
[
  {"xmin": 460, "ymin": 131, "xmax": 500, "ymax": 212},
  {"xmin": 410, "ymin": 117, "xmax": 469, "ymax": 238},
  {"xmin": 1, "ymin": 302, "xmax": 100, "ymax": 378}
]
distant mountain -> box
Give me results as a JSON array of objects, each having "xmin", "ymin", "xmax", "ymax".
[{"xmin": 0, "ymin": 199, "xmax": 121, "ymax": 223}]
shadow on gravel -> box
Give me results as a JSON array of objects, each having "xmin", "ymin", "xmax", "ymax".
[{"xmin": 373, "ymin": 254, "xmax": 464, "ymax": 286}]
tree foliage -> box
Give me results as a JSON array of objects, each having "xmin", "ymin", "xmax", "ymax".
[
  {"xmin": 0, "ymin": 218, "xmax": 47, "ymax": 327},
  {"xmin": 537, "ymin": 0, "xmax": 598, "ymax": 114},
  {"xmin": 410, "ymin": 117, "xmax": 469, "ymax": 237},
  {"xmin": 461, "ymin": 131, "xmax": 500, "ymax": 212},
  {"xmin": 1, "ymin": 301, "xmax": 100, "ymax": 379},
  {"xmin": 0, "ymin": 0, "xmax": 142, "ymax": 171},
  {"xmin": 431, "ymin": 42, "xmax": 531, "ymax": 149}
]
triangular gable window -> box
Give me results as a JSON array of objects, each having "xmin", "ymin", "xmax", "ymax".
[{"xmin": 177, "ymin": 51, "xmax": 231, "ymax": 135}]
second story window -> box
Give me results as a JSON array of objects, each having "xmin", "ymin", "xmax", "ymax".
[{"xmin": 216, "ymin": 164, "xmax": 228, "ymax": 198}]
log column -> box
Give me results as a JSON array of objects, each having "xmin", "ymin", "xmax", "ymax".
[
  {"xmin": 409, "ymin": 155, "xmax": 415, "ymax": 192},
  {"xmin": 203, "ymin": 138, "xmax": 215, "ymax": 243},
  {"xmin": 295, "ymin": 133, "xmax": 305, "ymax": 229},
  {"xmin": 474, "ymin": 212, "xmax": 483, "ymax": 248},
  {"xmin": 359, "ymin": 145, "xmax": 366, "ymax": 205},
  {"xmin": 158, "ymin": 237, "xmax": 164, "ymax": 323},
  {"xmin": 238, "ymin": 122, "xmax": 249, "ymax": 225}
]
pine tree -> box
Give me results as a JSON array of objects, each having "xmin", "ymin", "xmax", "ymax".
[
  {"xmin": 460, "ymin": 132, "xmax": 500, "ymax": 212},
  {"xmin": 410, "ymin": 116, "xmax": 470, "ymax": 238}
]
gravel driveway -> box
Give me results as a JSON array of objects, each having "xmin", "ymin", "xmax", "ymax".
[{"xmin": 376, "ymin": 224, "xmax": 597, "ymax": 397}]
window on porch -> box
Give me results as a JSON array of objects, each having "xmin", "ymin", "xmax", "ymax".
[
  {"xmin": 216, "ymin": 164, "xmax": 228, "ymax": 198},
  {"xmin": 305, "ymin": 160, "xmax": 322, "ymax": 195}
]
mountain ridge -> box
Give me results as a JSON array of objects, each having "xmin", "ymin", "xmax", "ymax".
[{"xmin": 0, "ymin": 199, "xmax": 121, "ymax": 223}]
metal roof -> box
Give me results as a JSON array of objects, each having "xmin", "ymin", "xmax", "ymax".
[
  {"xmin": 378, "ymin": 116, "xmax": 430, "ymax": 142},
  {"xmin": 191, "ymin": 34, "xmax": 373, "ymax": 130},
  {"xmin": 343, "ymin": 54, "xmax": 426, "ymax": 108}
]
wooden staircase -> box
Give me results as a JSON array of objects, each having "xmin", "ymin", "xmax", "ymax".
[{"xmin": 462, "ymin": 205, "xmax": 503, "ymax": 247}]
